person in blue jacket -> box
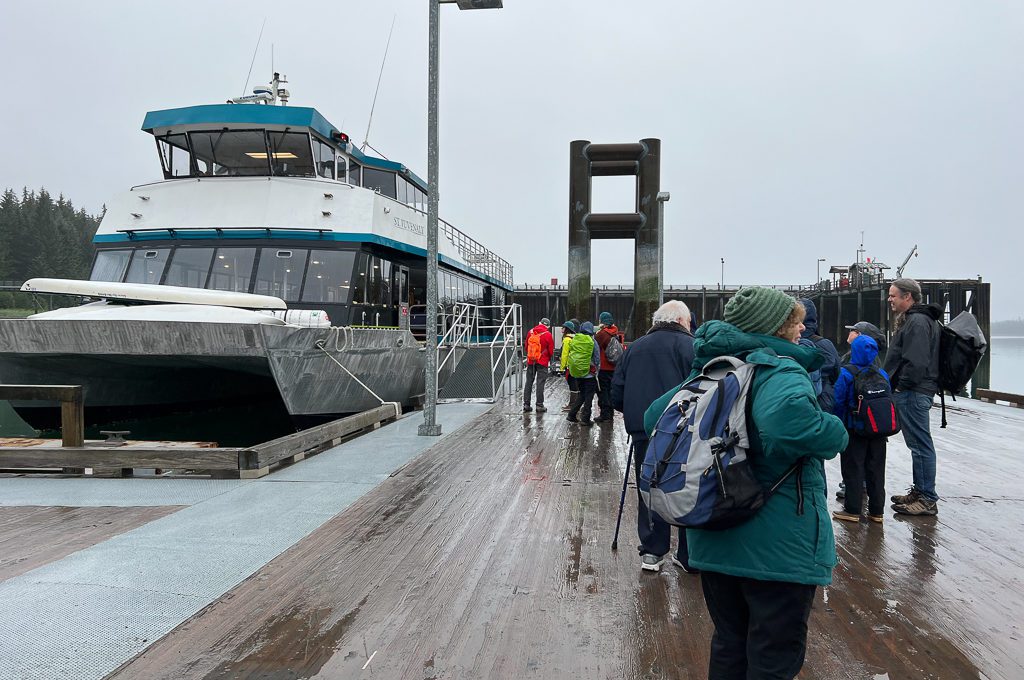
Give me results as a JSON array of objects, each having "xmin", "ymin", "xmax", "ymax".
[
  {"xmin": 832, "ymin": 334, "xmax": 891, "ymax": 524},
  {"xmin": 799, "ymin": 298, "xmax": 841, "ymax": 413}
]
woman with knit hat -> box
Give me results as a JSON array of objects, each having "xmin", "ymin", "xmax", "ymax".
[{"xmin": 644, "ymin": 286, "xmax": 848, "ymax": 679}]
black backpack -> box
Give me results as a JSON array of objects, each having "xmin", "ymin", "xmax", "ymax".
[
  {"xmin": 937, "ymin": 311, "xmax": 988, "ymax": 427},
  {"xmin": 845, "ymin": 365, "xmax": 900, "ymax": 439}
]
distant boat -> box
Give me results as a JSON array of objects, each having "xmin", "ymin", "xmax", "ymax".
[{"xmin": 0, "ymin": 73, "xmax": 514, "ymax": 439}]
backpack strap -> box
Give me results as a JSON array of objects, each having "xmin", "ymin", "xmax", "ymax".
[{"xmin": 940, "ymin": 391, "xmax": 948, "ymax": 429}]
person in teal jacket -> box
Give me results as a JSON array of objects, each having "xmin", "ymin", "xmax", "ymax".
[{"xmin": 644, "ymin": 287, "xmax": 848, "ymax": 680}]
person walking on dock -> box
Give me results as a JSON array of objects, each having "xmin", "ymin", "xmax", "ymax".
[
  {"xmin": 523, "ymin": 318, "xmax": 554, "ymax": 413},
  {"xmin": 566, "ymin": 321, "xmax": 600, "ymax": 425},
  {"xmin": 594, "ymin": 312, "xmax": 621, "ymax": 423},
  {"xmin": 645, "ymin": 287, "xmax": 848, "ymax": 679},
  {"xmin": 885, "ymin": 278, "xmax": 942, "ymax": 516},
  {"xmin": 611, "ymin": 300, "xmax": 696, "ymax": 572},
  {"xmin": 560, "ymin": 320, "xmax": 578, "ymax": 412}
]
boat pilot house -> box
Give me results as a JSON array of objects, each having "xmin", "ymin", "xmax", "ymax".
[{"xmin": 88, "ymin": 103, "xmax": 512, "ymax": 331}]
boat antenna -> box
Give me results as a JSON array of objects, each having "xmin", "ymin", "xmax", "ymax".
[
  {"xmin": 242, "ymin": 18, "xmax": 267, "ymax": 97},
  {"xmin": 362, "ymin": 14, "xmax": 397, "ymax": 152}
]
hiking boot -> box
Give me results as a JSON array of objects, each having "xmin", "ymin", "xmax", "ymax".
[
  {"xmin": 868, "ymin": 514, "xmax": 884, "ymax": 524},
  {"xmin": 523, "ymin": 405, "xmax": 532, "ymax": 413},
  {"xmin": 579, "ymin": 418, "xmax": 593, "ymax": 426},
  {"xmin": 640, "ymin": 554, "xmax": 665, "ymax": 572},
  {"xmin": 893, "ymin": 498, "xmax": 938, "ymax": 516},
  {"xmin": 832, "ymin": 510, "xmax": 861, "ymax": 523},
  {"xmin": 535, "ymin": 405, "xmax": 547, "ymax": 413},
  {"xmin": 566, "ymin": 414, "xmax": 578, "ymax": 423},
  {"xmin": 835, "ymin": 488, "xmax": 846, "ymax": 500},
  {"xmin": 891, "ymin": 488, "xmax": 921, "ymax": 505},
  {"xmin": 672, "ymin": 556, "xmax": 699, "ymax": 574}
]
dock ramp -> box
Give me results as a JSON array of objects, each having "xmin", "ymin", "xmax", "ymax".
[{"xmin": 436, "ymin": 303, "xmax": 522, "ymax": 402}]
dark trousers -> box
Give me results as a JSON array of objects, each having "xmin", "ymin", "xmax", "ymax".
[
  {"xmin": 597, "ymin": 369, "xmax": 614, "ymax": 417},
  {"xmin": 700, "ymin": 572, "xmax": 816, "ymax": 680},
  {"xmin": 633, "ymin": 438, "xmax": 690, "ymax": 563},
  {"xmin": 523, "ymin": 363, "xmax": 547, "ymax": 407},
  {"xmin": 569, "ymin": 378, "xmax": 597, "ymax": 420},
  {"xmin": 840, "ymin": 433, "xmax": 887, "ymax": 515}
]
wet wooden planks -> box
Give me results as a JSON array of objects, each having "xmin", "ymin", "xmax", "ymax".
[
  {"xmin": 0, "ymin": 505, "xmax": 183, "ymax": 583},
  {"xmin": 107, "ymin": 387, "xmax": 1023, "ymax": 679}
]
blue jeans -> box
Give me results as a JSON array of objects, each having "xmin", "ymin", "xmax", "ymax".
[
  {"xmin": 894, "ymin": 390, "xmax": 938, "ymax": 502},
  {"xmin": 633, "ymin": 438, "xmax": 690, "ymax": 564}
]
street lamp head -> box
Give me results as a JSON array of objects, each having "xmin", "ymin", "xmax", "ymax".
[{"xmin": 455, "ymin": 0, "xmax": 503, "ymax": 8}]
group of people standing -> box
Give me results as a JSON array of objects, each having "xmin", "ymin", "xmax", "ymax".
[{"xmin": 521, "ymin": 277, "xmax": 944, "ymax": 679}]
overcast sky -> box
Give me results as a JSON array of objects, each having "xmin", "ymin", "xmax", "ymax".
[{"xmin": 2, "ymin": 1, "xmax": 1021, "ymax": 319}]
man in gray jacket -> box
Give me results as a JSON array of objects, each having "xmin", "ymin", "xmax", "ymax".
[{"xmin": 884, "ymin": 278, "xmax": 942, "ymax": 516}]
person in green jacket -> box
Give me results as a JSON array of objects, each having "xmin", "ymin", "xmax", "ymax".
[{"xmin": 644, "ymin": 287, "xmax": 848, "ymax": 680}]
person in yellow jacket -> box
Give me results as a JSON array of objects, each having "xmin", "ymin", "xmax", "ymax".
[{"xmin": 560, "ymin": 320, "xmax": 579, "ymax": 411}]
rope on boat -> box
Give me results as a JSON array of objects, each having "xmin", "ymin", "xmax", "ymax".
[{"xmin": 314, "ymin": 339, "xmax": 401, "ymax": 419}]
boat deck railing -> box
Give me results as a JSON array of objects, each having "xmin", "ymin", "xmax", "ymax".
[{"xmin": 437, "ymin": 302, "xmax": 522, "ymax": 402}]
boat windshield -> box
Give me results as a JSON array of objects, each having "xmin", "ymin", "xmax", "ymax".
[{"xmin": 156, "ymin": 130, "xmax": 317, "ymax": 179}]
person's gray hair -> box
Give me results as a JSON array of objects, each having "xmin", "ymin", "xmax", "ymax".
[
  {"xmin": 652, "ymin": 300, "xmax": 692, "ymax": 329},
  {"xmin": 891, "ymin": 278, "xmax": 923, "ymax": 303}
]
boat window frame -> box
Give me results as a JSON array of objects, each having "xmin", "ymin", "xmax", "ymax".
[
  {"xmin": 252, "ymin": 246, "xmax": 311, "ymax": 302},
  {"xmin": 207, "ymin": 246, "xmax": 259, "ymax": 294},
  {"xmin": 155, "ymin": 133, "xmax": 196, "ymax": 179},
  {"xmin": 265, "ymin": 129, "xmax": 317, "ymax": 178},
  {"xmin": 90, "ymin": 248, "xmax": 134, "ymax": 282},
  {"xmin": 161, "ymin": 245, "xmax": 217, "ymax": 289},
  {"xmin": 186, "ymin": 128, "xmax": 274, "ymax": 177}
]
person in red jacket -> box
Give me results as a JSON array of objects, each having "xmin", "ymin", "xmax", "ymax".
[
  {"xmin": 524, "ymin": 317, "xmax": 554, "ymax": 413},
  {"xmin": 594, "ymin": 311, "xmax": 621, "ymax": 422}
]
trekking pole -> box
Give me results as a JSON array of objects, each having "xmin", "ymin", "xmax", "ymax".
[{"xmin": 612, "ymin": 438, "xmax": 634, "ymax": 551}]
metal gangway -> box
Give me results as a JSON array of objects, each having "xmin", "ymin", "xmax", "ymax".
[{"xmin": 437, "ymin": 303, "xmax": 522, "ymax": 402}]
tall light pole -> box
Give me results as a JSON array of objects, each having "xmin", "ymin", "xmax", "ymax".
[
  {"xmin": 656, "ymin": 191, "xmax": 669, "ymax": 305},
  {"xmin": 720, "ymin": 257, "xmax": 725, "ymax": 290},
  {"xmin": 420, "ymin": 0, "xmax": 503, "ymax": 437},
  {"xmin": 817, "ymin": 258, "xmax": 826, "ymax": 288}
]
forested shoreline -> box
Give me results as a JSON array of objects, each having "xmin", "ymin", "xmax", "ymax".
[{"xmin": 0, "ymin": 188, "xmax": 101, "ymax": 285}]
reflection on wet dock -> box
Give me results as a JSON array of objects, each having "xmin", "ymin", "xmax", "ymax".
[
  {"xmin": 95, "ymin": 385, "xmax": 1022, "ymax": 680},
  {"xmin": 2, "ymin": 385, "xmax": 1024, "ymax": 675}
]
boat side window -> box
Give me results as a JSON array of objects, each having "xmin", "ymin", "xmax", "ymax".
[
  {"xmin": 124, "ymin": 249, "xmax": 170, "ymax": 285},
  {"xmin": 156, "ymin": 134, "xmax": 194, "ymax": 179},
  {"xmin": 346, "ymin": 160, "xmax": 361, "ymax": 186},
  {"xmin": 90, "ymin": 250, "xmax": 133, "ymax": 282},
  {"xmin": 351, "ymin": 252, "xmax": 368, "ymax": 305},
  {"xmin": 188, "ymin": 130, "xmax": 271, "ymax": 177},
  {"xmin": 266, "ymin": 131, "xmax": 316, "ymax": 177},
  {"xmin": 313, "ymin": 137, "xmax": 336, "ymax": 179},
  {"xmin": 362, "ymin": 168, "xmax": 397, "ymax": 199},
  {"xmin": 302, "ymin": 250, "xmax": 356, "ymax": 304},
  {"xmin": 378, "ymin": 259, "xmax": 393, "ymax": 308},
  {"xmin": 207, "ymin": 247, "xmax": 257, "ymax": 293},
  {"xmin": 416, "ymin": 188, "xmax": 426, "ymax": 211},
  {"xmin": 254, "ymin": 248, "xmax": 309, "ymax": 301},
  {"xmin": 164, "ymin": 247, "xmax": 215, "ymax": 288}
]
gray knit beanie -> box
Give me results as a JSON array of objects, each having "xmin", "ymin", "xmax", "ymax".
[{"xmin": 724, "ymin": 287, "xmax": 797, "ymax": 336}]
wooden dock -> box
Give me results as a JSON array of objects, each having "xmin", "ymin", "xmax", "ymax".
[{"xmin": 82, "ymin": 383, "xmax": 1023, "ymax": 680}]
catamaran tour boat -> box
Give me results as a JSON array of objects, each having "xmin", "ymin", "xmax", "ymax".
[{"xmin": 0, "ymin": 74, "xmax": 515, "ymax": 438}]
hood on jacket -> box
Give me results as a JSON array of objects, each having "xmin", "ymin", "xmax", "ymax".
[
  {"xmin": 908, "ymin": 302, "xmax": 942, "ymax": 320},
  {"xmin": 530, "ymin": 323, "xmax": 550, "ymax": 335},
  {"xmin": 799, "ymin": 298, "xmax": 818, "ymax": 337},
  {"xmin": 691, "ymin": 320, "xmax": 824, "ymax": 376},
  {"xmin": 849, "ymin": 334, "xmax": 879, "ymax": 367},
  {"xmin": 580, "ymin": 321, "xmax": 595, "ymax": 335}
]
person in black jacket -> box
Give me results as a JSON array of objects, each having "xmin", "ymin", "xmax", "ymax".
[
  {"xmin": 611, "ymin": 300, "xmax": 697, "ymax": 573},
  {"xmin": 884, "ymin": 278, "xmax": 942, "ymax": 516}
]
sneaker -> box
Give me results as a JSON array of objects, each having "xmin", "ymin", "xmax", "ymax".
[
  {"xmin": 523, "ymin": 405, "xmax": 532, "ymax": 413},
  {"xmin": 868, "ymin": 514, "xmax": 884, "ymax": 524},
  {"xmin": 640, "ymin": 554, "xmax": 665, "ymax": 572},
  {"xmin": 893, "ymin": 498, "xmax": 938, "ymax": 516},
  {"xmin": 832, "ymin": 510, "xmax": 861, "ymax": 523},
  {"xmin": 535, "ymin": 405, "xmax": 547, "ymax": 413},
  {"xmin": 579, "ymin": 418, "xmax": 593, "ymax": 426},
  {"xmin": 891, "ymin": 488, "xmax": 921, "ymax": 505},
  {"xmin": 671, "ymin": 556, "xmax": 699, "ymax": 574},
  {"xmin": 566, "ymin": 414, "xmax": 578, "ymax": 423}
]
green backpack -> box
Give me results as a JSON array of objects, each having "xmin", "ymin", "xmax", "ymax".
[{"xmin": 567, "ymin": 333, "xmax": 594, "ymax": 378}]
